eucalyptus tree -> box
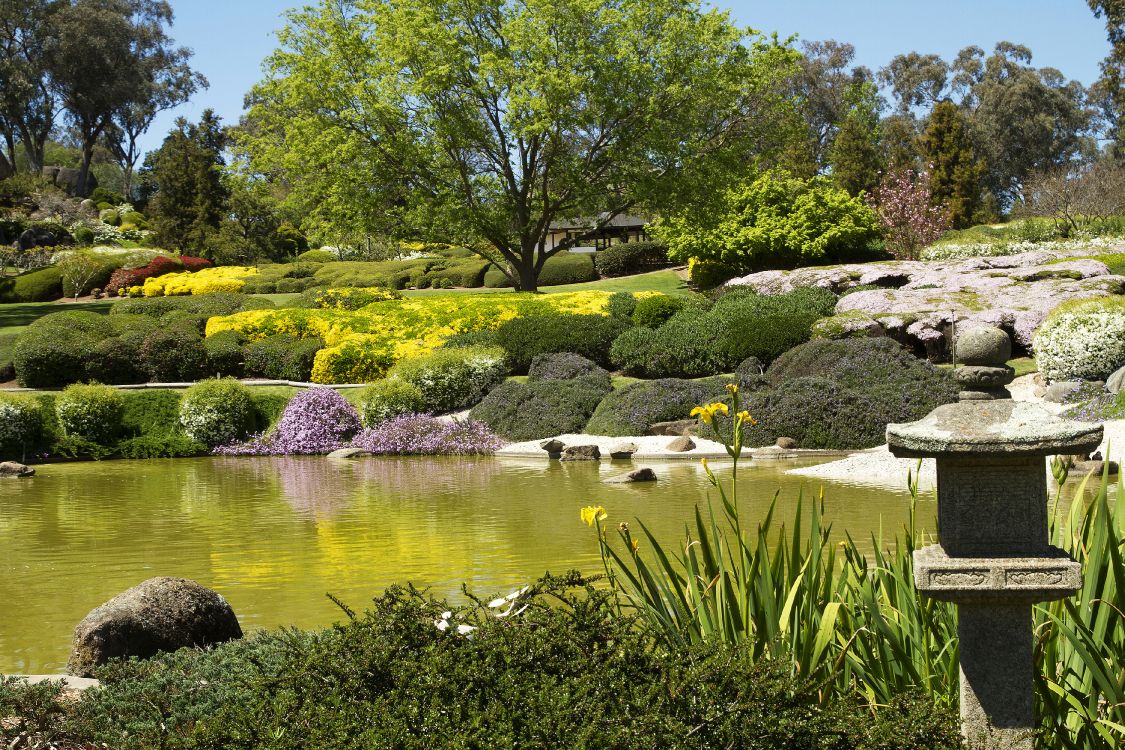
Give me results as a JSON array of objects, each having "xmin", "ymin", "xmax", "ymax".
[
  {"xmin": 241, "ymin": 0, "xmax": 800, "ymax": 291},
  {"xmin": 0, "ymin": 0, "xmax": 62, "ymax": 174}
]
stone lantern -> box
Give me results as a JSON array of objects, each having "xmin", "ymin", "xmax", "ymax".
[{"xmin": 886, "ymin": 327, "xmax": 1103, "ymax": 749}]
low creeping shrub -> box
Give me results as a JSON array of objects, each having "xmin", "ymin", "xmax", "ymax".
[
  {"xmin": 585, "ymin": 378, "xmax": 726, "ymax": 436},
  {"xmin": 470, "ymin": 377, "xmax": 610, "ymax": 441},
  {"xmin": 351, "ymin": 414, "xmax": 503, "ymax": 455}
]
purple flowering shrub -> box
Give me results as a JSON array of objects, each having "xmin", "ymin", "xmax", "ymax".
[
  {"xmin": 216, "ymin": 388, "xmax": 362, "ymax": 455},
  {"xmin": 350, "ymin": 414, "xmax": 503, "ymax": 455}
]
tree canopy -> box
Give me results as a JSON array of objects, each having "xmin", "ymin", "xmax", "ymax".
[{"xmin": 239, "ymin": 0, "xmax": 801, "ymax": 290}]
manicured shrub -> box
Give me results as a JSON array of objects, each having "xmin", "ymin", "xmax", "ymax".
[
  {"xmin": 527, "ymin": 352, "xmax": 612, "ymax": 390},
  {"xmin": 471, "ymin": 378, "xmax": 610, "ymax": 441},
  {"xmin": 0, "ymin": 333, "xmax": 17, "ymax": 382},
  {"xmin": 606, "ymin": 291, "xmax": 637, "ymax": 319},
  {"xmin": 631, "ymin": 294, "xmax": 686, "ymax": 328},
  {"xmin": 179, "ymin": 255, "xmax": 212, "ymax": 272},
  {"xmin": 72, "ymin": 226, "xmax": 95, "ymax": 245},
  {"xmin": 0, "ymin": 393, "xmax": 44, "ymax": 458},
  {"xmin": 203, "ymin": 331, "xmax": 246, "ymax": 377},
  {"xmin": 241, "ymin": 278, "xmax": 277, "ymax": 294},
  {"xmin": 217, "ymin": 389, "xmax": 362, "ymax": 455},
  {"xmin": 312, "ymin": 259, "xmax": 433, "ymax": 290},
  {"xmin": 275, "ymin": 277, "xmax": 310, "ymax": 293},
  {"xmin": 0, "ymin": 267, "xmax": 64, "ymax": 303},
  {"xmin": 120, "ymin": 390, "xmax": 183, "ymax": 437},
  {"xmin": 1034, "ymin": 297, "xmax": 1125, "ymax": 381},
  {"xmin": 494, "ymin": 314, "xmax": 630, "ymax": 372},
  {"xmin": 483, "ymin": 252, "xmax": 598, "ymax": 287},
  {"xmin": 304, "ymin": 286, "xmax": 402, "ymax": 311},
  {"xmin": 86, "ymin": 337, "xmax": 148, "ymax": 384},
  {"xmin": 351, "ymin": 414, "xmax": 503, "ymax": 454},
  {"xmin": 244, "ymin": 335, "xmax": 324, "ymax": 382},
  {"xmin": 297, "ymin": 248, "xmax": 338, "ymax": 263},
  {"xmin": 104, "ymin": 256, "xmax": 183, "ymax": 295},
  {"xmin": 388, "ymin": 346, "xmax": 508, "ymax": 412},
  {"xmin": 179, "ymin": 379, "xmax": 257, "ymax": 447},
  {"xmin": 249, "ymin": 391, "xmax": 293, "ymax": 432},
  {"xmin": 440, "ymin": 330, "xmax": 499, "ymax": 349},
  {"xmin": 140, "ymin": 328, "xmax": 209, "ymax": 382},
  {"xmin": 740, "ymin": 377, "xmax": 888, "ymax": 449},
  {"xmin": 585, "ymin": 378, "xmax": 726, "ymax": 436},
  {"xmin": 90, "ymin": 187, "xmax": 124, "ymax": 206},
  {"xmin": 122, "ymin": 210, "xmax": 147, "ymax": 227},
  {"xmin": 13, "ymin": 316, "xmax": 106, "ymax": 387},
  {"xmin": 610, "ymin": 322, "xmax": 727, "ymax": 379},
  {"xmin": 424, "ymin": 257, "xmax": 490, "ymax": 287},
  {"xmin": 358, "ymin": 379, "xmax": 426, "ymax": 427},
  {"xmin": 594, "ymin": 241, "xmax": 671, "ymax": 277},
  {"xmin": 54, "ymin": 383, "xmax": 124, "ymax": 445},
  {"xmin": 111, "ymin": 293, "xmax": 273, "ymax": 319}
]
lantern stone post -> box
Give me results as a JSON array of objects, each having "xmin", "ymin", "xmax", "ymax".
[{"xmin": 887, "ymin": 391, "xmax": 1101, "ymax": 748}]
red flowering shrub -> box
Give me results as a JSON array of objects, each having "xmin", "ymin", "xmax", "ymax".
[
  {"xmin": 179, "ymin": 255, "xmax": 213, "ymax": 272},
  {"xmin": 105, "ymin": 255, "xmax": 185, "ymax": 295}
]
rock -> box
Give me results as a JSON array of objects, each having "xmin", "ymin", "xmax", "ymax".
[
  {"xmin": 602, "ymin": 467, "xmax": 658, "ymax": 483},
  {"xmin": 561, "ymin": 445, "xmax": 600, "ymax": 461},
  {"xmin": 1071, "ymin": 460, "xmax": 1120, "ymax": 477},
  {"xmin": 327, "ymin": 447, "xmax": 369, "ymax": 459},
  {"xmin": 953, "ymin": 365, "xmax": 1015, "ymax": 389},
  {"xmin": 648, "ymin": 419, "xmax": 697, "ymax": 436},
  {"xmin": 955, "ymin": 326, "xmax": 1012, "ymax": 366},
  {"xmin": 68, "ymin": 577, "xmax": 242, "ymax": 677},
  {"xmin": 665, "ymin": 435, "xmax": 696, "ymax": 452},
  {"xmin": 41, "ymin": 165, "xmax": 96, "ymax": 196},
  {"xmin": 17, "ymin": 225, "xmax": 74, "ymax": 251},
  {"xmin": 0, "ymin": 461, "xmax": 34, "ymax": 477},
  {"xmin": 775, "ymin": 437, "xmax": 798, "ymax": 449},
  {"xmin": 540, "ymin": 439, "xmax": 565, "ymax": 454},
  {"xmin": 609, "ymin": 441, "xmax": 638, "ymax": 459},
  {"xmin": 1107, "ymin": 365, "xmax": 1125, "ymax": 395},
  {"xmin": 1044, "ymin": 381, "xmax": 1083, "ymax": 404}
]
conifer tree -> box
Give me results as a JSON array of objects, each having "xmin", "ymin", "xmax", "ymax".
[{"xmin": 919, "ymin": 100, "xmax": 986, "ymax": 228}]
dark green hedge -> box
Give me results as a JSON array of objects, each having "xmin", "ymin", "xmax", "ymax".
[
  {"xmin": 483, "ymin": 252, "xmax": 598, "ymax": 288},
  {"xmin": 0, "ymin": 578, "xmax": 960, "ymax": 750},
  {"xmin": 494, "ymin": 314, "xmax": 630, "ymax": 373},
  {"xmin": 0, "ymin": 267, "xmax": 64, "ymax": 303},
  {"xmin": 470, "ymin": 376, "xmax": 610, "ymax": 441},
  {"xmin": 585, "ymin": 378, "xmax": 727, "ymax": 436},
  {"xmin": 594, "ymin": 241, "xmax": 671, "ymax": 277},
  {"xmin": 244, "ymin": 335, "xmax": 324, "ymax": 382}
]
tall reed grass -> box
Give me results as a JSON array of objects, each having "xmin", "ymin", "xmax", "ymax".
[{"xmin": 589, "ymin": 388, "xmax": 1124, "ymax": 748}]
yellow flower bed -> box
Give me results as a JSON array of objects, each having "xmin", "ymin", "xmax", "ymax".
[
  {"xmin": 206, "ymin": 291, "xmax": 617, "ymax": 383},
  {"xmin": 142, "ymin": 267, "xmax": 258, "ymax": 296}
]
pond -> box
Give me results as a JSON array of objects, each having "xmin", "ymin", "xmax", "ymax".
[{"xmin": 0, "ymin": 454, "xmax": 931, "ymax": 674}]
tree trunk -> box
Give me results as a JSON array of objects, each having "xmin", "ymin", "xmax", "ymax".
[
  {"xmin": 76, "ymin": 139, "xmax": 96, "ymax": 198},
  {"xmin": 516, "ymin": 259, "xmax": 539, "ymax": 292}
]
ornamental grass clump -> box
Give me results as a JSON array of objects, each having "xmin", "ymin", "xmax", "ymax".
[
  {"xmin": 1034, "ymin": 296, "xmax": 1125, "ymax": 382},
  {"xmin": 350, "ymin": 414, "xmax": 502, "ymax": 455},
  {"xmin": 179, "ymin": 379, "xmax": 256, "ymax": 447}
]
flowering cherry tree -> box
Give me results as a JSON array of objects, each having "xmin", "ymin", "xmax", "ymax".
[{"xmin": 866, "ymin": 167, "xmax": 950, "ymax": 260}]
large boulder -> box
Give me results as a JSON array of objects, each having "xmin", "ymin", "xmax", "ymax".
[
  {"xmin": 68, "ymin": 577, "xmax": 242, "ymax": 677},
  {"xmin": 40, "ymin": 165, "xmax": 97, "ymax": 196},
  {"xmin": 0, "ymin": 461, "xmax": 34, "ymax": 477},
  {"xmin": 1108, "ymin": 364, "xmax": 1125, "ymax": 395},
  {"xmin": 17, "ymin": 224, "xmax": 73, "ymax": 251}
]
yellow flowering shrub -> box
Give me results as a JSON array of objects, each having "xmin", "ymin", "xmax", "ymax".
[
  {"xmin": 207, "ymin": 291, "xmax": 616, "ymax": 383},
  {"xmin": 142, "ymin": 267, "xmax": 258, "ymax": 297}
]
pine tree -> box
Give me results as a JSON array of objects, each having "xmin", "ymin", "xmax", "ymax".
[
  {"xmin": 829, "ymin": 110, "xmax": 882, "ymax": 196},
  {"xmin": 919, "ymin": 100, "xmax": 986, "ymax": 228},
  {"xmin": 147, "ymin": 110, "xmax": 229, "ymax": 253}
]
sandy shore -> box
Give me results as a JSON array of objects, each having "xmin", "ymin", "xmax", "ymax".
[{"xmin": 496, "ymin": 433, "xmax": 735, "ymax": 460}]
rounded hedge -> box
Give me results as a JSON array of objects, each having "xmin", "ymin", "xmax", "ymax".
[
  {"xmin": 388, "ymin": 345, "xmax": 508, "ymax": 413},
  {"xmin": 55, "ymin": 383, "xmax": 125, "ymax": 445},
  {"xmin": 14, "ymin": 328, "xmax": 98, "ymax": 387},
  {"xmin": 86, "ymin": 337, "xmax": 148, "ymax": 385},
  {"xmin": 0, "ymin": 393, "xmax": 43, "ymax": 457},
  {"xmin": 140, "ymin": 328, "xmax": 209, "ymax": 383},
  {"xmin": 594, "ymin": 241, "xmax": 671, "ymax": 277},
  {"xmin": 527, "ymin": 352, "xmax": 612, "ymax": 390},
  {"xmin": 204, "ymin": 331, "xmax": 247, "ymax": 378},
  {"xmin": 179, "ymin": 379, "xmax": 256, "ymax": 447},
  {"xmin": 358, "ymin": 379, "xmax": 426, "ymax": 427},
  {"xmin": 470, "ymin": 377, "xmax": 610, "ymax": 441},
  {"xmin": 0, "ymin": 266, "xmax": 64, "ymax": 303},
  {"xmin": 632, "ymin": 294, "xmax": 686, "ymax": 328},
  {"xmin": 494, "ymin": 314, "xmax": 630, "ymax": 372},
  {"xmin": 244, "ymin": 335, "xmax": 324, "ymax": 382},
  {"xmin": 483, "ymin": 252, "xmax": 597, "ymax": 288},
  {"xmin": 585, "ymin": 378, "xmax": 726, "ymax": 436},
  {"xmin": 1034, "ymin": 297, "xmax": 1125, "ymax": 381},
  {"xmin": 606, "ymin": 291, "xmax": 637, "ymax": 320},
  {"xmin": 740, "ymin": 377, "xmax": 889, "ymax": 449}
]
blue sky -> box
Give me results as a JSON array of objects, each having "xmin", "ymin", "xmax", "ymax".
[{"xmin": 141, "ymin": 0, "xmax": 1111, "ymax": 155}]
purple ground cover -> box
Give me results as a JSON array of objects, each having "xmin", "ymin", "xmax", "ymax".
[{"xmin": 351, "ymin": 414, "xmax": 503, "ymax": 455}]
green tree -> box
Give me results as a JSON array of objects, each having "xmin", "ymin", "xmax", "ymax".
[
  {"xmin": 828, "ymin": 80, "xmax": 883, "ymax": 196},
  {"xmin": 240, "ymin": 0, "xmax": 800, "ymax": 292},
  {"xmin": 1089, "ymin": 0, "xmax": 1125, "ymax": 151},
  {"xmin": 0, "ymin": 0, "xmax": 61, "ymax": 175},
  {"xmin": 657, "ymin": 171, "xmax": 880, "ymax": 274},
  {"xmin": 918, "ymin": 100, "xmax": 986, "ymax": 228},
  {"xmin": 147, "ymin": 110, "xmax": 229, "ymax": 254}
]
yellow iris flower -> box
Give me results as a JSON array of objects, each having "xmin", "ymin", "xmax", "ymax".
[
  {"xmin": 736, "ymin": 410, "xmax": 758, "ymax": 426},
  {"xmin": 580, "ymin": 505, "xmax": 608, "ymax": 526},
  {"xmin": 690, "ymin": 402, "xmax": 729, "ymax": 424}
]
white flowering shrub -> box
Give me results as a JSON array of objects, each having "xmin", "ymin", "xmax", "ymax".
[
  {"xmin": 179, "ymin": 378, "xmax": 256, "ymax": 447},
  {"xmin": 0, "ymin": 395, "xmax": 43, "ymax": 454},
  {"xmin": 923, "ymin": 236, "xmax": 1123, "ymax": 262},
  {"xmin": 1034, "ymin": 297, "xmax": 1125, "ymax": 382},
  {"xmin": 388, "ymin": 346, "xmax": 508, "ymax": 413},
  {"xmin": 55, "ymin": 383, "xmax": 124, "ymax": 444}
]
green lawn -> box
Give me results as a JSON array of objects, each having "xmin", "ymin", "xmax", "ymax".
[
  {"xmin": 400, "ymin": 269, "xmax": 691, "ymax": 298},
  {"xmin": 0, "ymin": 299, "xmax": 114, "ymax": 335}
]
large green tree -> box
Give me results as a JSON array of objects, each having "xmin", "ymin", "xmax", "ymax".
[
  {"xmin": 146, "ymin": 110, "xmax": 229, "ymax": 254},
  {"xmin": 828, "ymin": 80, "xmax": 883, "ymax": 196},
  {"xmin": 240, "ymin": 0, "xmax": 799, "ymax": 291},
  {"xmin": 919, "ymin": 99, "xmax": 985, "ymax": 228},
  {"xmin": 0, "ymin": 0, "xmax": 62, "ymax": 175},
  {"xmin": 1088, "ymin": 1, "xmax": 1125, "ymax": 151}
]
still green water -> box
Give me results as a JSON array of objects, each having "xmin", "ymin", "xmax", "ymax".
[{"xmin": 0, "ymin": 455, "xmax": 930, "ymax": 674}]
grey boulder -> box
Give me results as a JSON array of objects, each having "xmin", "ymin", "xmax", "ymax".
[
  {"xmin": 602, "ymin": 467, "xmax": 657, "ymax": 484},
  {"xmin": 648, "ymin": 419, "xmax": 697, "ymax": 437},
  {"xmin": 1044, "ymin": 381, "xmax": 1083, "ymax": 404},
  {"xmin": 0, "ymin": 461, "xmax": 34, "ymax": 477},
  {"xmin": 665, "ymin": 435, "xmax": 696, "ymax": 452},
  {"xmin": 775, "ymin": 437, "xmax": 798, "ymax": 450},
  {"xmin": 609, "ymin": 441, "xmax": 638, "ymax": 459},
  {"xmin": 68, "ymin": 577, "xmax": 242, "ymax": 677},
  {"xmin": 540, "ymin": 439, "xmax": 565, "ymax": 456},
  {"xmin": 561, "ymin": 445, "xmax": 600, "ymax": 461},
  {"xmin": 1107, "ymin": 364, "xmax": 1125, "ymax": 395},
  {"xmin": 327, "ymin": 447, "xmax": 369, "ymax": 459}
]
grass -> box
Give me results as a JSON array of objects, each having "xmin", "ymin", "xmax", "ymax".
[
  {"xmin": 400, "ymin": 269, "xmax": 691, "ymax": 298},
  {"xmin": 0, "ymin": 299, "xmax": 113, "ymax": 335},
  {"xmin": 1047, "ymin": 252, "xmax": 1125, "ymax": 276}
]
